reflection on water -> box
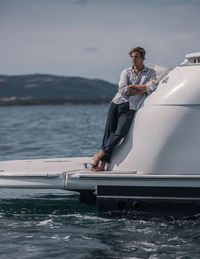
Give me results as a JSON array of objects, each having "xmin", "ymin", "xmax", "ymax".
[{"xmin": 0, "ymin": 193, "xmax": 95, "ymax": 216}]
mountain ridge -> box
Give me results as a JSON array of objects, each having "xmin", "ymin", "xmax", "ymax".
[{"xmin": 0, "ymin": 74, "xmax": 117, "ymax": 105}]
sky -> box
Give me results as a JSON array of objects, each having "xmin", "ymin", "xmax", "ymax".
[{"xmin": 0, "ymin": 0, "xmax": 200, "ymax": 83}]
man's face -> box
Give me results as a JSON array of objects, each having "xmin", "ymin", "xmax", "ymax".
[{"xmin": 131, "ymin": 51, "xmax": 144, "ymax": 67}]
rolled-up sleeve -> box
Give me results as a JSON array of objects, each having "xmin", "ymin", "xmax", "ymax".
[
  {"xmin": 146, "ymin": 69, "xmax": 157, "ymax": 95},
  {"xmin": 118, "ymin": 69, "xmax": 130, "ymax": 97}
]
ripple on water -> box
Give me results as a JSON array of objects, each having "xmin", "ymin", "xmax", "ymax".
[{"xmin": 1, "ymin": 195, "xmax": 200, "ymax": 258}]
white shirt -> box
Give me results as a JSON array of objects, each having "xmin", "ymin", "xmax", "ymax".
[{"xmin": 112, "ymin": 66, "xmax": 157, "ymax": 110}]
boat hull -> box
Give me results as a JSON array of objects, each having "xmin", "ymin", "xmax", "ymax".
[
  {"xmin": 97, "ymin": 185, "xmax": 200, "ymax": 219},
  {"xmin": 1, "ymin": 158, "xmax": 200, "ymax": 218}
]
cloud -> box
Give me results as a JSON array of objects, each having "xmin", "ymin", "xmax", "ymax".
[
  {"xmin": 83, "ymin": 47, "xmax": 99, "ymax": 52},
  {"xmin": 75, "ymin": 0, "xmax": 90, "ymax": 6},
  {"xmin": 0, "ymin": 0, "xmax": 199, "ymax": 83},
  {"xmin": 172, "ymin": 32, "xmax": 199, "ymax": 43}
]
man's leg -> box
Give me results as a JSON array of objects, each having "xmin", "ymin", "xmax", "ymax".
[
  {"xmin": 102, "ymin": 102, "xmax": 118, "ymax": 147},
  {"xmin": 101, "ymin": 103, "xmax": 135, "ymax": 163},
  {"xmin": 93, "ymin": 106, "xmax": 135, "ymax": 171},
  {"xmin": 93, "ymin": 103, "xmax": 118, "ymax": 167}
]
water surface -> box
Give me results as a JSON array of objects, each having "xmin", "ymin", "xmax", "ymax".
[{"xmin": 0, "ymin": 105, "xmax": 200, "ymax": 258}]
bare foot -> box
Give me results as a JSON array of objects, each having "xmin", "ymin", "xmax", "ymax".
[
  {"xmin": 93, "ymin": 153, "xmax": 100, "ymax": 168},
  {"xmin": 93, "ymin": 149, "xmax": 105, "ymax": 168},
  {"xmin": 91, "ymin": 162, "xmax": 106, "ymax": 172}
]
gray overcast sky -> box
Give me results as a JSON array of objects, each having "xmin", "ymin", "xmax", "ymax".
[{"xmin": 0, "ymin": 0, "xmax": 200, "ymax": 83}]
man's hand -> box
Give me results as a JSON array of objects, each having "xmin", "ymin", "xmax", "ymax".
[
  {"xmin": 128, "ymin": 84, "xmax": 147, "ymax": 95},
  {"xmin": 129, "ymin": 88, "xmax": 141, "ymax": 95}
]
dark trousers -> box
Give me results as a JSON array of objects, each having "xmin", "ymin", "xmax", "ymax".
[{"xmin": 101, "ymin": 102, "xmax": 135, "ymax": 163}]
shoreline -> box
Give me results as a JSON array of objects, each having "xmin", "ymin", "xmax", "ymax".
[{"xmin": 0, "ymin": 98, "xmax": 111, "ymax": 106}]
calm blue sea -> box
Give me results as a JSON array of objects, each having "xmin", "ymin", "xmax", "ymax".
[{"xmin": 0, "ymin": 105, "xmax": 200, "ymax": 259}]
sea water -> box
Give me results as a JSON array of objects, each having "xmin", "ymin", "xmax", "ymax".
[{"xmin": 0, "ymin": 105, "xmax": 200, "ymax": 259}]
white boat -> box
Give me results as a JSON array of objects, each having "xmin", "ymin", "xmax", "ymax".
[{"xmin": 1, "ymin": 52, "xmax": 200, "ymax": 218}]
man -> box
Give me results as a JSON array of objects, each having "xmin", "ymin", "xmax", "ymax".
[{"xmin": 92, "ymin": 47, "xmax": 157, "ymax": 171}]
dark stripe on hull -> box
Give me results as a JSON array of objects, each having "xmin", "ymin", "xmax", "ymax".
[
  {"xmin": 97, "ymin": 186, "xmax": 200, "ymax": 218},
  {"xmin": 97, "ymin": 186, "xmax": 200, "ymax": 198}
]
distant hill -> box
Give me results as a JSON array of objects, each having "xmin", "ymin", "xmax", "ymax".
[{"xmin": 0, "ymin": 74, "xmax": 117, "ymax": 105}]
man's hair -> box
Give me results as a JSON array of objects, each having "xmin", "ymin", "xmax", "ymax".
[{"xmin": 129, "ymin": 47, "xmax": 146, "ymax": 59}]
